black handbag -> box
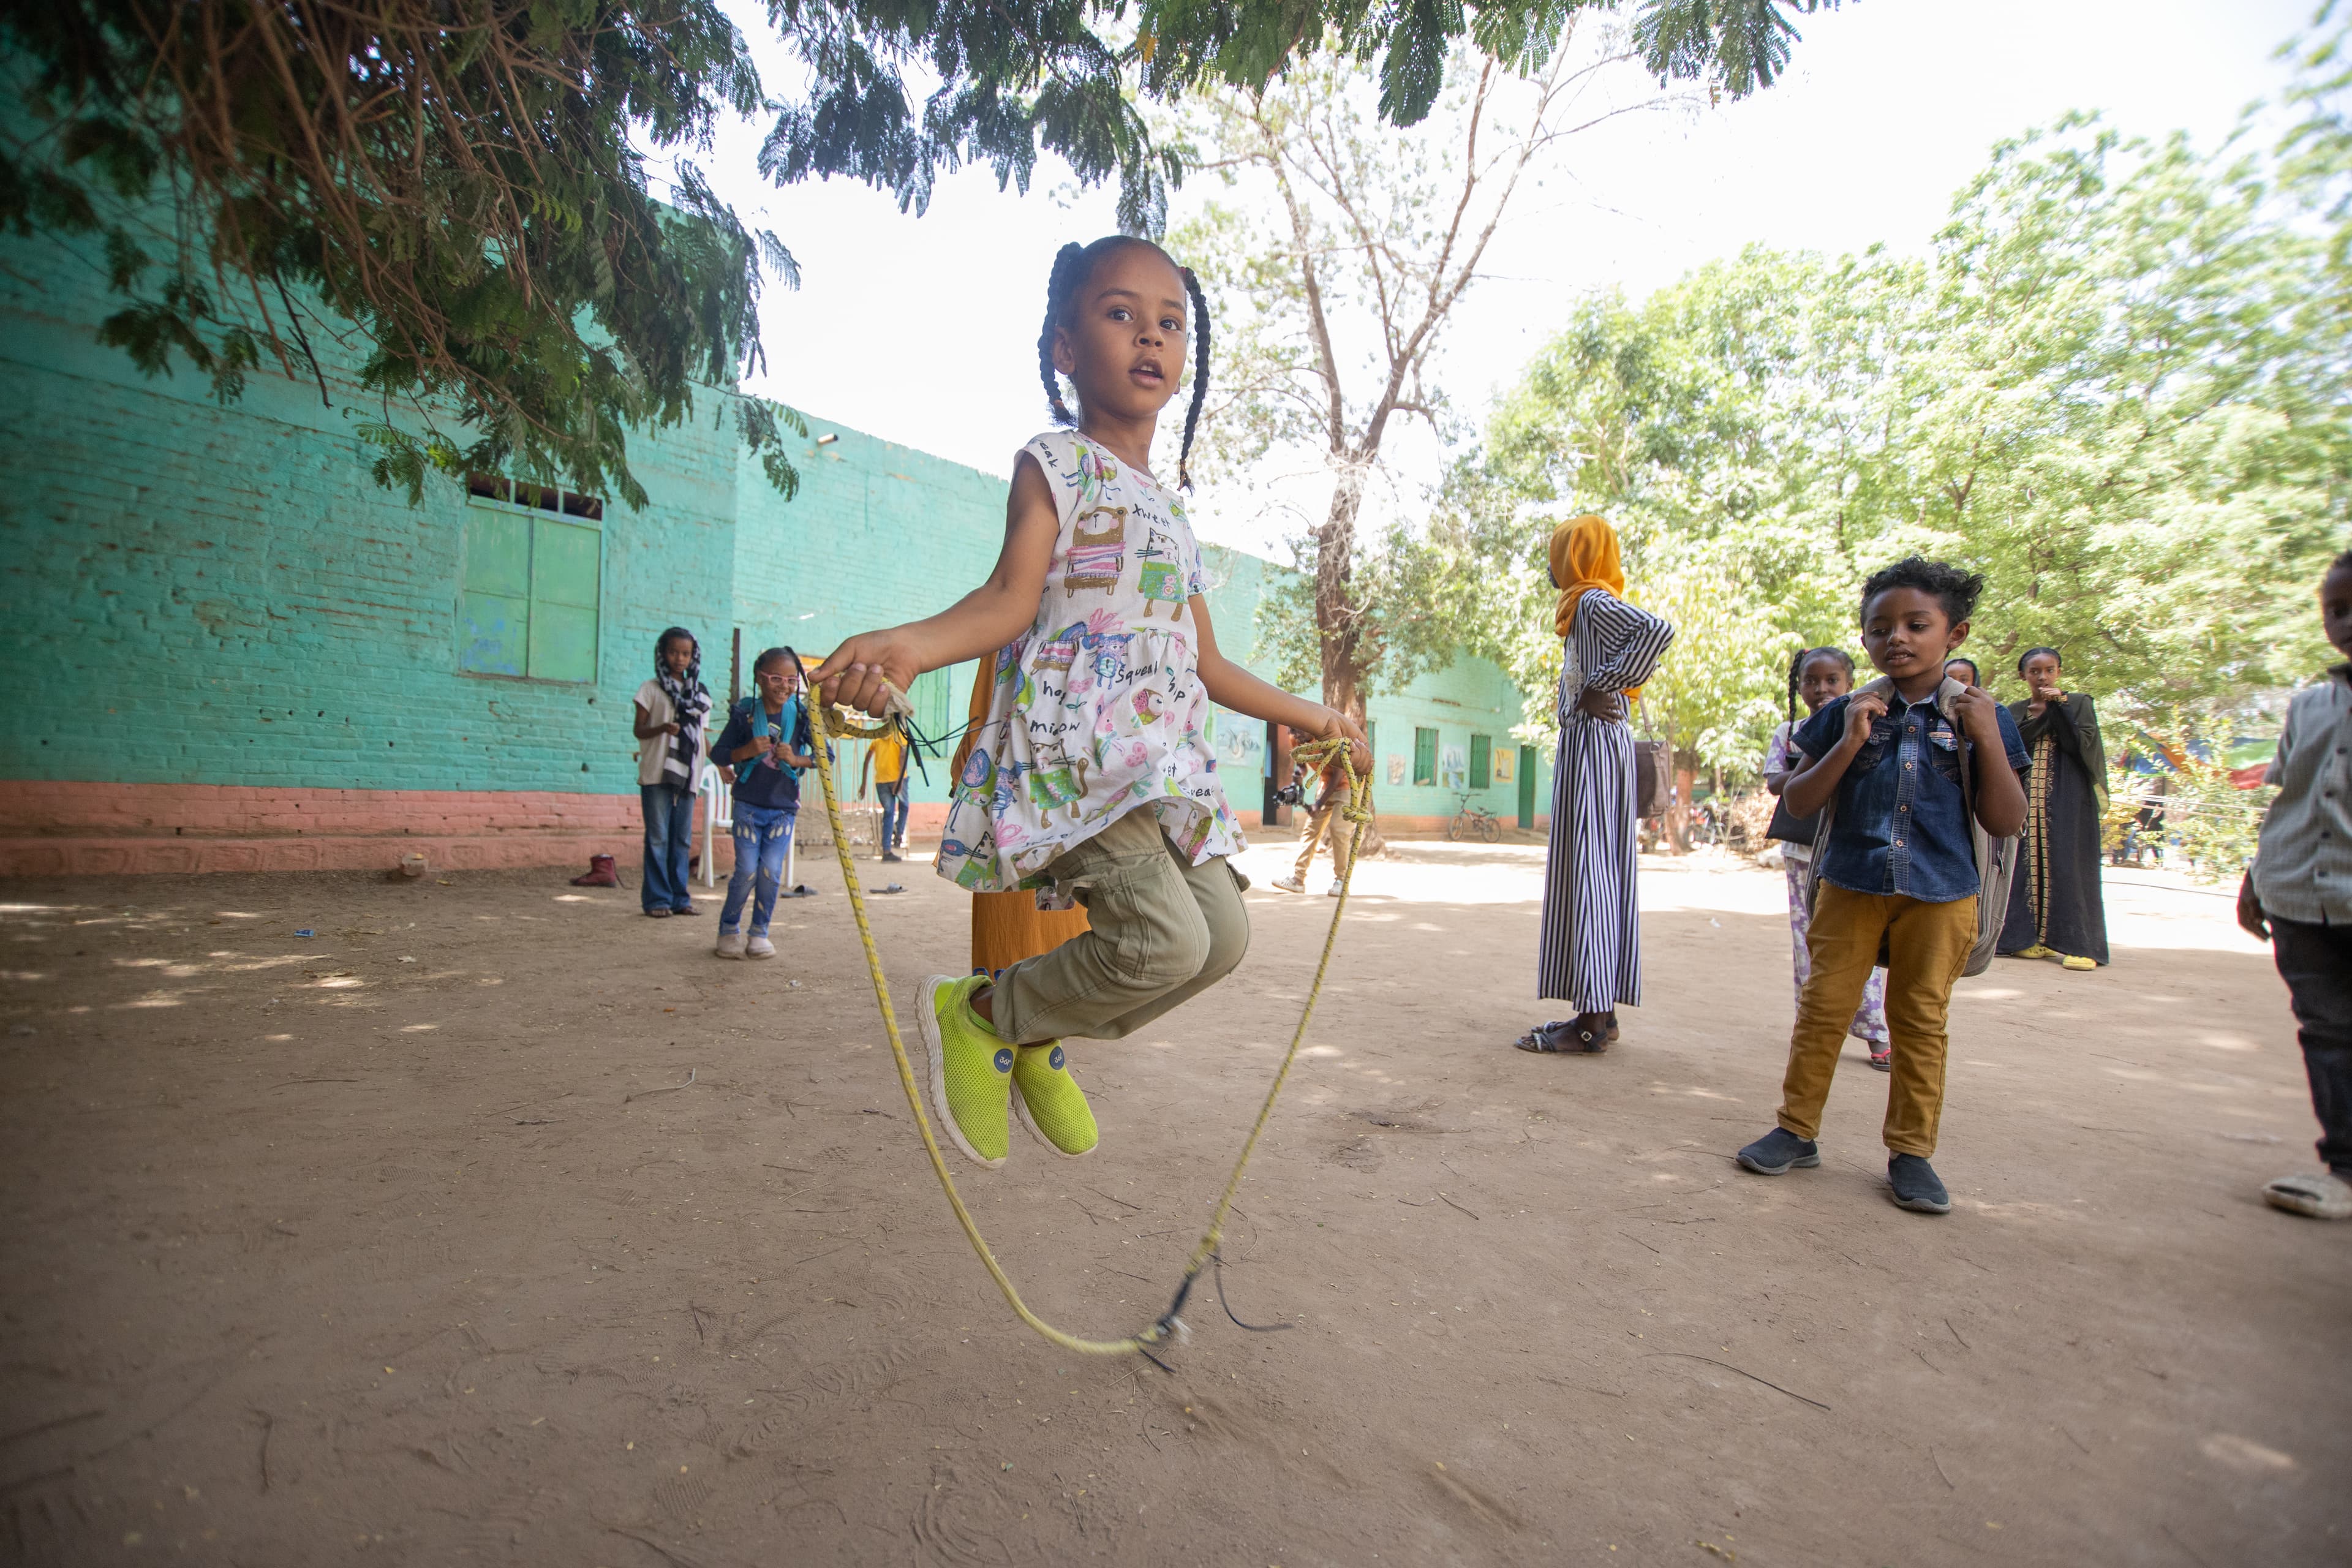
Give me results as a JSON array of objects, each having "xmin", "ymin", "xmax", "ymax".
[
  {"xmin": 1632, "ymin": 701, "xmax": 1670, "ymax": 820},
  {"xmin": 1766, "ymin": 796, "xmax": 1817, "ymax": 845}
]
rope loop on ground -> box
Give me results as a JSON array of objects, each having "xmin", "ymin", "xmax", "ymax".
[{"xmin": 795, "ymin": 659, "xmax": 1365, "ymax": 1362}]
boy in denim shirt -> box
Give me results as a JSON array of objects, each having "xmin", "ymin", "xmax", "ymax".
[{"xmin": 1736, "ymin": 559, "xmax": 2029, "ymax": 1213}]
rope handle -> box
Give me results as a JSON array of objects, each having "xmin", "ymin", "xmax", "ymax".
[{"xmin": 797, "ymin": 656, "xmax": 1368, "ymax": 1359}]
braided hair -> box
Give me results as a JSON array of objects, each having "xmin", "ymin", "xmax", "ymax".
[
  {"xmin": 1035, "ymin": 236, "xmax": 1215, "ymax": 489},
  {"xmin": 1785, "ymin": 646, "xmax": 1858, "ymax": 725}
]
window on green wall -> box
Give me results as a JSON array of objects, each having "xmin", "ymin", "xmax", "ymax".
[
  {"xmin": 908, "ymin": 666, "xmax": 956, "ymax": 746},
  {"xmin": 459, "ymin": 481, "xmax": 602, "ymax": 683},
  {"xmin": 1470, "ymin": 734, "xmax": 1491, "ymax": 790},
  {"xmin": 1412, "ymin": 727, "xmax": 1438, "ymax": 786}
]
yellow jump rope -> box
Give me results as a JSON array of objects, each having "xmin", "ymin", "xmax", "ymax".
[{"xmin": 799, "ymin": 674, "xmax": 1367, "ymax": 1360}]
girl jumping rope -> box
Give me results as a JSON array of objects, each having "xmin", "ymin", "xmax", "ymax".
[
  {"xmin": 815, "ymin": 235, "xmax": 1369, "ymax": 1169},
  {"xmin": 1763, "ymin": 647, "xmax": 1892, "ymax": 1069}
]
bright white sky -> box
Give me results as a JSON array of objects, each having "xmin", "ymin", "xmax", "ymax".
[{"xmin": 707, "ymin": 1, "xmax": 2316, "ymax": 558}]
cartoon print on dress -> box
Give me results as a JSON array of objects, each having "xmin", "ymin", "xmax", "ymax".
[
  {"xmin": 1033, "ymin": 622, "xmax": 1087, "ymax": 677},
  {"xmin": 1065, "ymin": 507, "xmax": 1128, "ymax": 595},
  {"xmin": 1071, "ymin": 441, "xmax": 1120, "ymax": 505},
  {"xmin": 1134, "ymin": 526, "xmax": 1186, "ymax": 617},
  {"xmin": 1027, "ymin": 758, "xmax": 1091, "ymax": 821},
  {"xmin": 935, "ymin": 429, "xmax": 1246, "ymax": 895},
  {"xmin": 959, "ymin": 745, "xmax": 997, "ymax": 793}
]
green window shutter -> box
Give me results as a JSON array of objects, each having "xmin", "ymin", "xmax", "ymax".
[
  {"xmin": 459, "ymin": 510, "xmax": 531, "ymax": 676},
  {"xmin": 527, "ymin": 518, "xmax": 601, "ymax": 683},
  {"xmin": 1470, "ymin": 734, "xmax": 1491, "ymax": 790},
  {"xmin": 459, "ymin": 494, "xmax": 604, "ymax": 683},
  {"xmin": 1413, "ymin": 727, "xmax": 1438, "ymax": 786},
  {"xmin": 909, "ymin": 666, "xmax": 954, "ymax": 744}
]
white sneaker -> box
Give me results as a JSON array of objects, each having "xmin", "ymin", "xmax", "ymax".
[
  {"xmin": 745, "ymin": 934, "xmax": 777, "ymax": 959},
  {"xmin": 1271, "ymin": 876, "xmax": 1305, "ymax": 894},
  {"xmin": 715, "ymin": 930, "xmax": 747, "ymax": 960},
  {"xmin": 1325, "ymin": 883, "xmax": 1344, "ymax": 897},
  {"xmin": 2264, "ymin": 1170, "xmax": 2352, "ymax": 1219}
]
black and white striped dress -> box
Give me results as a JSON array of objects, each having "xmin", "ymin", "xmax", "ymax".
[{"xmin": 1536, "ymin": 590, "xmax": 1675, "ymax": 1011}]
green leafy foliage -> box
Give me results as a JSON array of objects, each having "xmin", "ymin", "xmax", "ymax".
[
  {"xmin": 0, "ymin": 0, "xmax": 1816, "ymax": 507},
  {"xmin": 1451, "ymin": 27, "xmax": 2352, "ymax": 777}
]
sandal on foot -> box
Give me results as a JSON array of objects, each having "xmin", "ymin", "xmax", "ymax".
[
  {"xmin": 1867, "ymin": 1047, "xmax": 1892, "ymax": 1072},
  {"xmin": 2007, "ymin": 944, "xmax": 2054, "ymax": 960},
  {"xmin": 2263, "ymin": 1171, "xmax": 2352, "ymax": 1219},
  {"xmin": 2060, "ymin": 954, "xmax": 2097, "ymax": 971},
  {"xmin": 1515, "ymin": 1019, "xmax": 1607, "ymax": 1054}
]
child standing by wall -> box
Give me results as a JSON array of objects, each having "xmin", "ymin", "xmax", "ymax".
[
  {"xmin": 1735, "ymin": 559, "xmax": 2028, "ymax": 1214},
  {"xmin": 2237, "ymin": 549, "xmax": 2352, "ymax": 1221},
  {"xmin": 859, "ymin": 726, "xmax": 912, "ymax": 862},
  {"xmin": 816, "ymin": 235, "xmax": 1367, "ymax": 1168},
  {"xmin": 1763, "ymin": 647, "xmax": 1891, "ymax": 1069},
  {"xmin": 709, "ymin": 647, "xmax": 817, "ymax": 959},
  {"xmin": 633, "ymin": 628, "xmax": 709, "ymax": 919}
]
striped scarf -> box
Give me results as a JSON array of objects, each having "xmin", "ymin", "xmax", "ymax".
[{"xmin": 655, "ymin": 644, "xmax": 711, "ymax": 788}]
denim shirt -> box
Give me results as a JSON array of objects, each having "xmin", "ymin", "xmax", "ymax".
[{"xmin": 1793, "ymin": 689, "xmax": 2030, "ymax": 904}]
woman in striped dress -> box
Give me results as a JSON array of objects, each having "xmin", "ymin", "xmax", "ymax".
[{"xmin": 1518, "ymin": 516, "xmax": 1675, "ymax": 1054}]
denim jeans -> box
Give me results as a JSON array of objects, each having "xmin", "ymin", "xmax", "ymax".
[
  {"xmin": 875, "ymin": 780, "xmax": 908, "ymax": 849},
  {"xmin": 721, "ymin": 802, "xmax": 797, "ymax": 936},
  {"xmin": 2272, "ymin": 917, "xmax": 2352, "ymax": 1174},
  {"xmin": 639, "ymin": 783, "xmax": 696, "ymax": 914}
]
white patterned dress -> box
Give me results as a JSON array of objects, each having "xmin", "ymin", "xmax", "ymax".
[{"xmin": 936, "ymin": 430, "xmax": 1247, "ymax": 900}]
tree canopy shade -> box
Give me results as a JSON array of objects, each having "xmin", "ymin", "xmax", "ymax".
[{"xmin": 0, "ymin": 0, "xmax": 1830, "ymax": 506}]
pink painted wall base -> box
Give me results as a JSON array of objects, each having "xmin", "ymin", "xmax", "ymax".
[
  {"xmin": 0, "ymin": 783, "xmax": 1546, "ymax": 877},
  {"xmin": 0, "ymin": 782, "xmax": 647, "ymax": 876}
]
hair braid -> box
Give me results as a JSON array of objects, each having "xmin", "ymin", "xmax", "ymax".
[
  {"xmin": 1178, "ymin": 266, "xmax": 1212, "ymax": 490},
  {"xmin": 1037, "ymin": 242, "xmax": 1084, "ymax": 427}
]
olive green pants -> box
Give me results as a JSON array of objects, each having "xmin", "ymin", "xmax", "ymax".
[
  {"xmin": 1776, "ymin": 883, "xmax": 1978, "ymax": 1158},
  {"xmin": 993, "ymin": 808, "xmax": 1251, "ymax": 1046}
]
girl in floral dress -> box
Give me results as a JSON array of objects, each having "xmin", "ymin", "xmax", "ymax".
[{"xmin": 815, "ymin": 236, "xmax": 1368, "ymax": 1169}]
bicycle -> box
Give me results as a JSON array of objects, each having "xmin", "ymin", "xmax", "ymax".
[{"xmin": 1447, "ymin": 793, "xmax": 1502, "ymax": 843}]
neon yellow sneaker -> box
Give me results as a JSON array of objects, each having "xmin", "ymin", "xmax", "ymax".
[
  {"xmin": 1011, "ymin": 1042, "xmax": 1099, "ymax": 1158},
  {"xmin": 916, "ymin": 974, "xmax": 1014, "ymax": 1169}
]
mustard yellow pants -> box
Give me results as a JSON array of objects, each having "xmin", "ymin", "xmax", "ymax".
[{"xmin": 1776, "ymin": 883, "xmax": 1977, "ymax": 1158}]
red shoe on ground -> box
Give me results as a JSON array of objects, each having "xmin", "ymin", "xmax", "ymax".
[{"xmin": 570, "ymin": 854, "xmax": 620, "ymax": 888}]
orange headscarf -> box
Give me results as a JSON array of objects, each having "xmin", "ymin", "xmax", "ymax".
[
  {"xmin": 1550, "ymin": 514, "xmax": 1641, "ymax": 700},
  {"xmin": 1550, "ymin": 515, "xmax": 1626, "ymax": 636}
]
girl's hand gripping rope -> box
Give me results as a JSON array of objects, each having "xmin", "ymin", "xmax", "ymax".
[{"xmin": 812, "ymin": 635, "xmax": 926, "ymax": 720}]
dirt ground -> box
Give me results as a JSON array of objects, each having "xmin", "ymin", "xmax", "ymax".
[{"xmin": 2, "ymin": 835, "xmax": 2346, "ymax": 1568}]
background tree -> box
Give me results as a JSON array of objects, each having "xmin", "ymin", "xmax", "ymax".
[
  {"xmin": 0, "ymin": 0, "xmax": 1826, "ymax": 508},
  {"xmin": 1450, "ymin": 56, "xmax": 2351, "ymax": 807},
  {"xmin": 1169, "ymin": 28, "xmax": 1685, "ymax": 741}
]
